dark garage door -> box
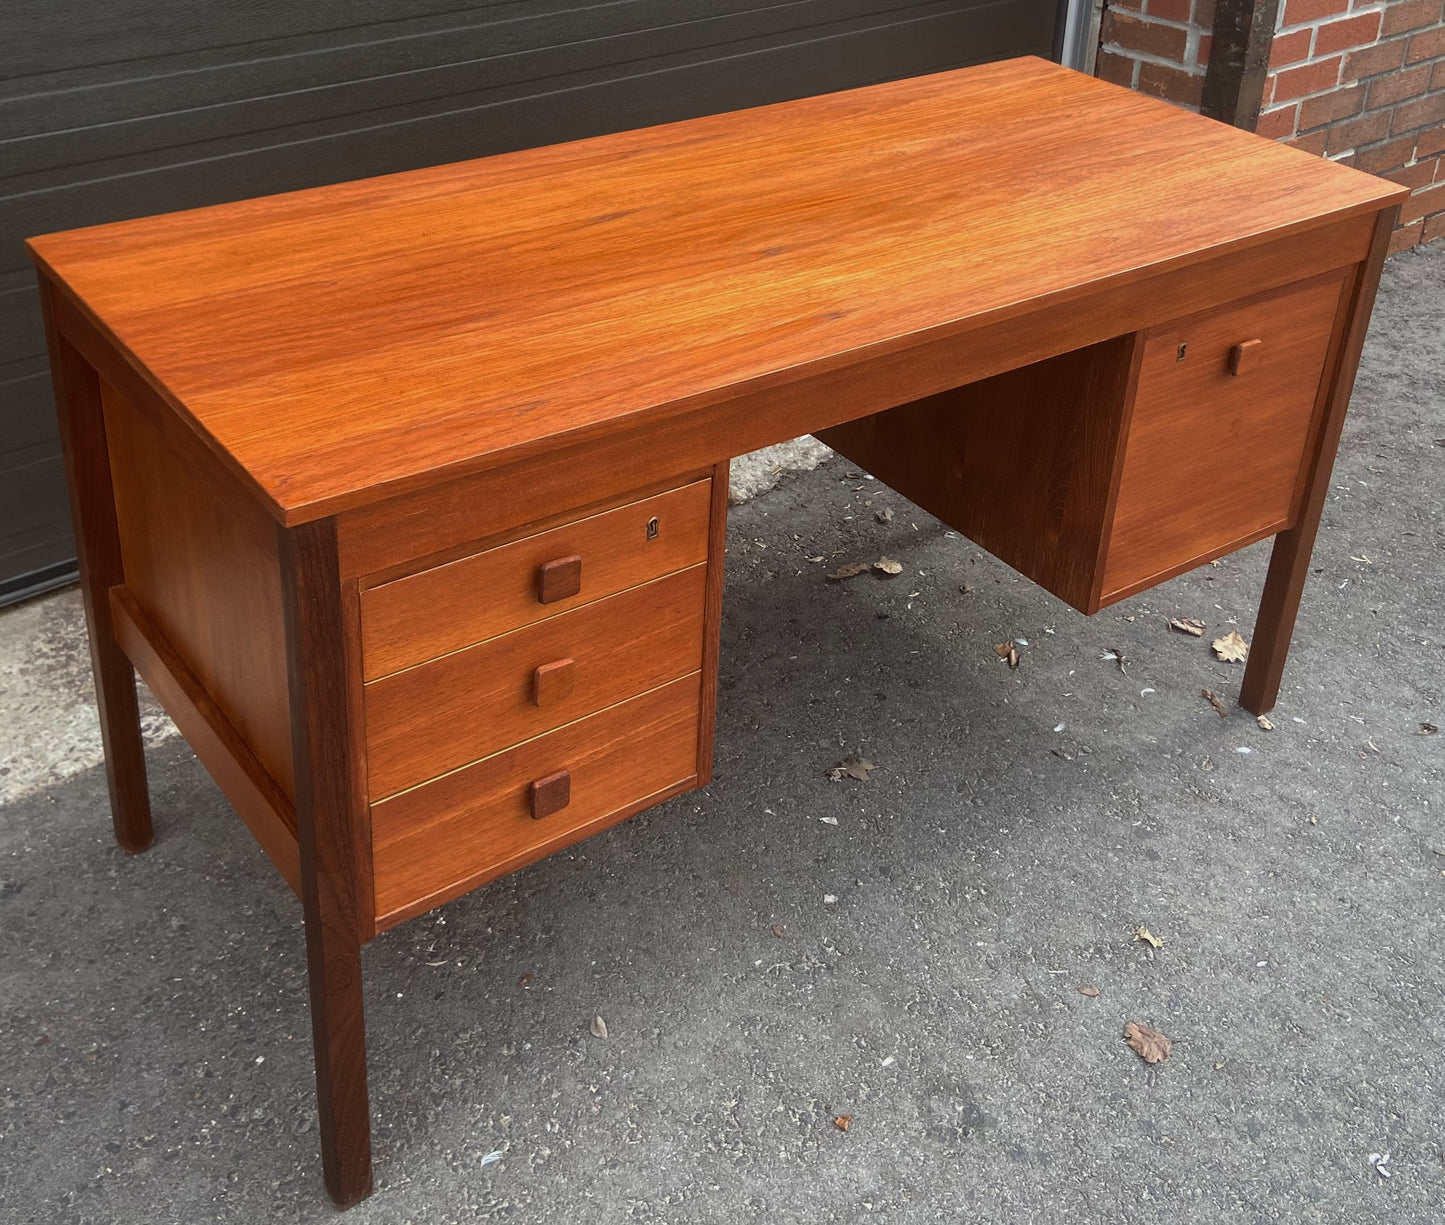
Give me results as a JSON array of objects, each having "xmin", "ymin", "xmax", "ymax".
[{"xmin": 0, "ymin": 0, "xmax": 1063, "ymax": 605}]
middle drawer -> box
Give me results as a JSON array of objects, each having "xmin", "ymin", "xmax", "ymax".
[{"xmin": 365, "ymin": 563, "xmax": 707, "ymax": 799}]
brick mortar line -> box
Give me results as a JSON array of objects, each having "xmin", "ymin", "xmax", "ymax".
[
  {"xmin": 1102, "ymin": 46, "xmax": 1209, "ymax": 75},
  {"xmin": 1108, "ymin": 14, "xmax": 1202, "ymax": 31},
  {"xmin": 1279, "ymin": 7, "xmax": 1385, "ymax": 36},
  {"xmin": 1273, "ymin": 32, "xmax": 1444, "ymax": 68}
]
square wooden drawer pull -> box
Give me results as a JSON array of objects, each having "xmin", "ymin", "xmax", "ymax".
[
  {"xmin": 537, "ymin": 554, "xmax": 582, "ymax": 603},
  {"xmin": 1229, "ymin": 338, "xmax": 1262, "ymax": 375},
  {"xmin": 533, "ymin": 658, "xmax": 576, "ymax": 706},
  {"xmin": 531, "ymin": 769, "xmax": 571, "ymax": 820}
]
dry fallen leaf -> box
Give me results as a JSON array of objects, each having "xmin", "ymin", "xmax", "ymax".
[
  {"xmin": 1169, "ymin": 617, "xmax": 1207, "ymax": 637},
  {"xmin": 833, "ymin": 1114, "xmax": 853, "ymax": 1133},
  {"xmin": 1133, "ymin": 925, "xmax": 1164, "ymax": 949},
  {"xmin": 806, "ymin": 555, "xmax": 826, "ymax": 564},
  {"xmin": 875, "ymin": 507, "xmax": 894, "ymax": 524},
  {"xmin": 873, "ymin": 557, "xmax": 904, "ymax": 577},
  {"xmin": 1201, "ymin": 688, "xmax": 1227, "ymax": 717},
  {"xmin": 1419, "ymin": 723, "xmax": 1439, "ymax": 736},
  {"xmin": 826, "ymin": 560, "xmax": 872, "ymax": 581},
  {"xmin": 1124, "ymin": 1022, "xmax": 1171, "ymax": 1064},
  {"xmin": 1078, "ymin": 985, "xmax": 1100, "ymax": 998},
  {"xmin": 993, "ymin": 640, "xmax": 1021, "ymax": 669},
  {"xmin": 771, "ymin": 925, "xmax": 785, "ymax": 938},
  {"xmin": 1257, "ymin": 714, "xmax": 1275, "ymax": 731},
  {"xmin": 589, "ymin": 1014, "xmax": 608, "ymax": 1040},
  {"xmin": 518, "ymin": 972, "xmax": 535, "ymax": 988},
  {"xmin": 1102, "ymin": 648, "xmax": 1129, "ymax": 675},
  {"xmin": 828, "ymin": 756, "xmax": 877, "ymax": 782},
  {"xmin": 1212, "ymin": 630, "xmax": 1250, "ymax": 663}
]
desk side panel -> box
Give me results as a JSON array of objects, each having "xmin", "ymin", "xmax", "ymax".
[
  {"xmin": 109, "ymin": 586, "xmax": 300, "ymax": 895},
  {"xmin": 101, "ymin": 379, "xmax": 296, "ymax": 801}
]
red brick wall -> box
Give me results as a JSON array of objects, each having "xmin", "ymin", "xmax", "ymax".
[
  {"xmin": 1257, "ymin": 0, "xmax": 1445, "ymax": 249},
  {"xmin": 1096, "ymin": 0, "xmax": 1218, "ymax": 108}
]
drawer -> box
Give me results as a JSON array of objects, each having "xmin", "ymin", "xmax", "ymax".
[
  {"xmin": 360, "ymin": 478, "xmax": 711, "ymax": 680},
  {"xmin": 371, "ymin": 673, "xmax": 702, "ymax": 924},
  {"xmin": 365, "ymin": 563, "xmax": 707, "ymax": 798},
  {"xmin": 1100, "ymin": 272, "xmax": 1347, "ymax": 599}
]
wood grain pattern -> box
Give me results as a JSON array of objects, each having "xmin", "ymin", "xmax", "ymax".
[
  {"xmin": 1100, "ymin": 271, "xmax": 1348, "ymax": 600},
  {"xmin": 1240, "ymin": 207, "xmax": 1398, "ymax": 715},
  {"xmin": 100, "ymin": 377, "xmax": 296, "ymax": 799},
  {"xmin": 817, "ymin": 335, "xmax": 1142, "ymax": 614},
  {"xmin": 331, "ymin": 210, "xmax": 1376, "ymax": 580},
  {"xmin": 359, "ymin": 478, "xmax": 710, "ymax": 678},
  {"xmin": 41, "ymin": 280, "xmax": 152, "ymax": 853},
  {"xmin": 109, "ymin": 585, "xmax": 300, "ymax": 894},
  {"xmin": 365, "ymin": 563, "xmax": 707, "ymax": 798},
  {"xmin": 279, "ymin": 519, "xmax": 373, "ymax": 1208},
  {"xmin": 371, "ymin": 673, "xmax": 701, "ymax": 925},
  {"xmin": 26, "ymin": 58, "xmax": 1403, "ymax": 526}
]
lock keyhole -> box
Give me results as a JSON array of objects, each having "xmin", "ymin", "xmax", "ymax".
[
  {"xmin": 646, "ymin": 516, "xmax": 660, "ymax": 540},
  {"xmin": 1176, "ymin": 343, "xmax": 1188, "ymax": 361}
]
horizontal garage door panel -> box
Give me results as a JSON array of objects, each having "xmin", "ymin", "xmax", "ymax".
[{"xmin": 0, "ymin": 0, "xmax": 1059, "ymax": 601}]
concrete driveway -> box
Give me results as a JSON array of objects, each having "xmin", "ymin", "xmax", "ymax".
[{"xmin": 1, "ymin": 241, "xmax": 1441, "ymax": 1224}]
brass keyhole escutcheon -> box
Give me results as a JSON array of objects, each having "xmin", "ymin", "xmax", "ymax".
[
  {"xmin": 1176, "ymin": 343, "xmax": 1188, "ymax": 361},
  {"xmin": 646, "ymin": 516, "xmax": 660, "ymax": 540}
]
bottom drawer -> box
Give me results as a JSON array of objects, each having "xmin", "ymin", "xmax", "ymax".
[{"xmin": 371, "ymin": 673, "xmax": 702, "ymax": 925}]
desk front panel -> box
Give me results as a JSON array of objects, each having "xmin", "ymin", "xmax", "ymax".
[{"xmin": 355, "ymin": 468, "xmax": 727, "ymax": 929}]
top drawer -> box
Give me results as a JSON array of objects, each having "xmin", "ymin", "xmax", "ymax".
[
  {"xmin": 1100, "ymin": 271, "xmax": 1347, "ymax": 599},
  {"xmin": 360, "ymin": 478, "xmax": 712, "ymax": 679}
]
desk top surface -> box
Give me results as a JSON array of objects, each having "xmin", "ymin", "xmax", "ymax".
[{"xmin": 30, "ymin": 56, "xmax": 1402, "ymax": 524}]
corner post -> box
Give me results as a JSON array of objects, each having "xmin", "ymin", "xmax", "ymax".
[
  {"xmin": 1200, "ymin": 0, "xmax": 1280, "ymax": 130},
  {"xmin": 40, "ymin": 278, "xmax": 152, "ymax": 853},
  {"xmin": 279, "ymin": 517, "xmax": 374, "ymax": 1207},
  {"xmin": 1240, "ymin": 206, "xmax": 1398, "ymax": 715}
]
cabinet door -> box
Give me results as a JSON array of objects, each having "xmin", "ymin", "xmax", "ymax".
[{"xmin": 1100, "ymin": 272, "xmax": 1348, "ymax": 602}]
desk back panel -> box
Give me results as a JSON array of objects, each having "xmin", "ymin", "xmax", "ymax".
[{"xmin": 816, "ymin": 334, "xmax": 1141, "ymax": 612}]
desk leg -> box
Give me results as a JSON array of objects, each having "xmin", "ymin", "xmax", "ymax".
[
  {"xmin": 1241, "ymin": 206, "xmax": 1396, "ymax": 716},
  {"xmin": 281, "ymin": 519, "xmax": 374, "ymax": 1208},
  {"xmin": 41, "ymin": 288, "xmax": 152, "ymax": 853}
]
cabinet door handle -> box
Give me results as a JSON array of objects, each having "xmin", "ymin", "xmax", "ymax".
[
  {"xmin": 531, "ymin": 769, "xmax": 571, "ymax": 819},
  {"xmin": 533, "ymin": 658, "xmax": 576, "ymax": 706},
  {"xmin": 1229, "ymin": 338, "xmax": 1262, "ymax": 375},
  {"xmin": 537, "ymin": 554, "xmax": 582, "ymax": 603}
]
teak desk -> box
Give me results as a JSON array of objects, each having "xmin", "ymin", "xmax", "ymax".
[{"xmin": 29, "ymin": 57, "xmax": 1404, "ymax": 1205}]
